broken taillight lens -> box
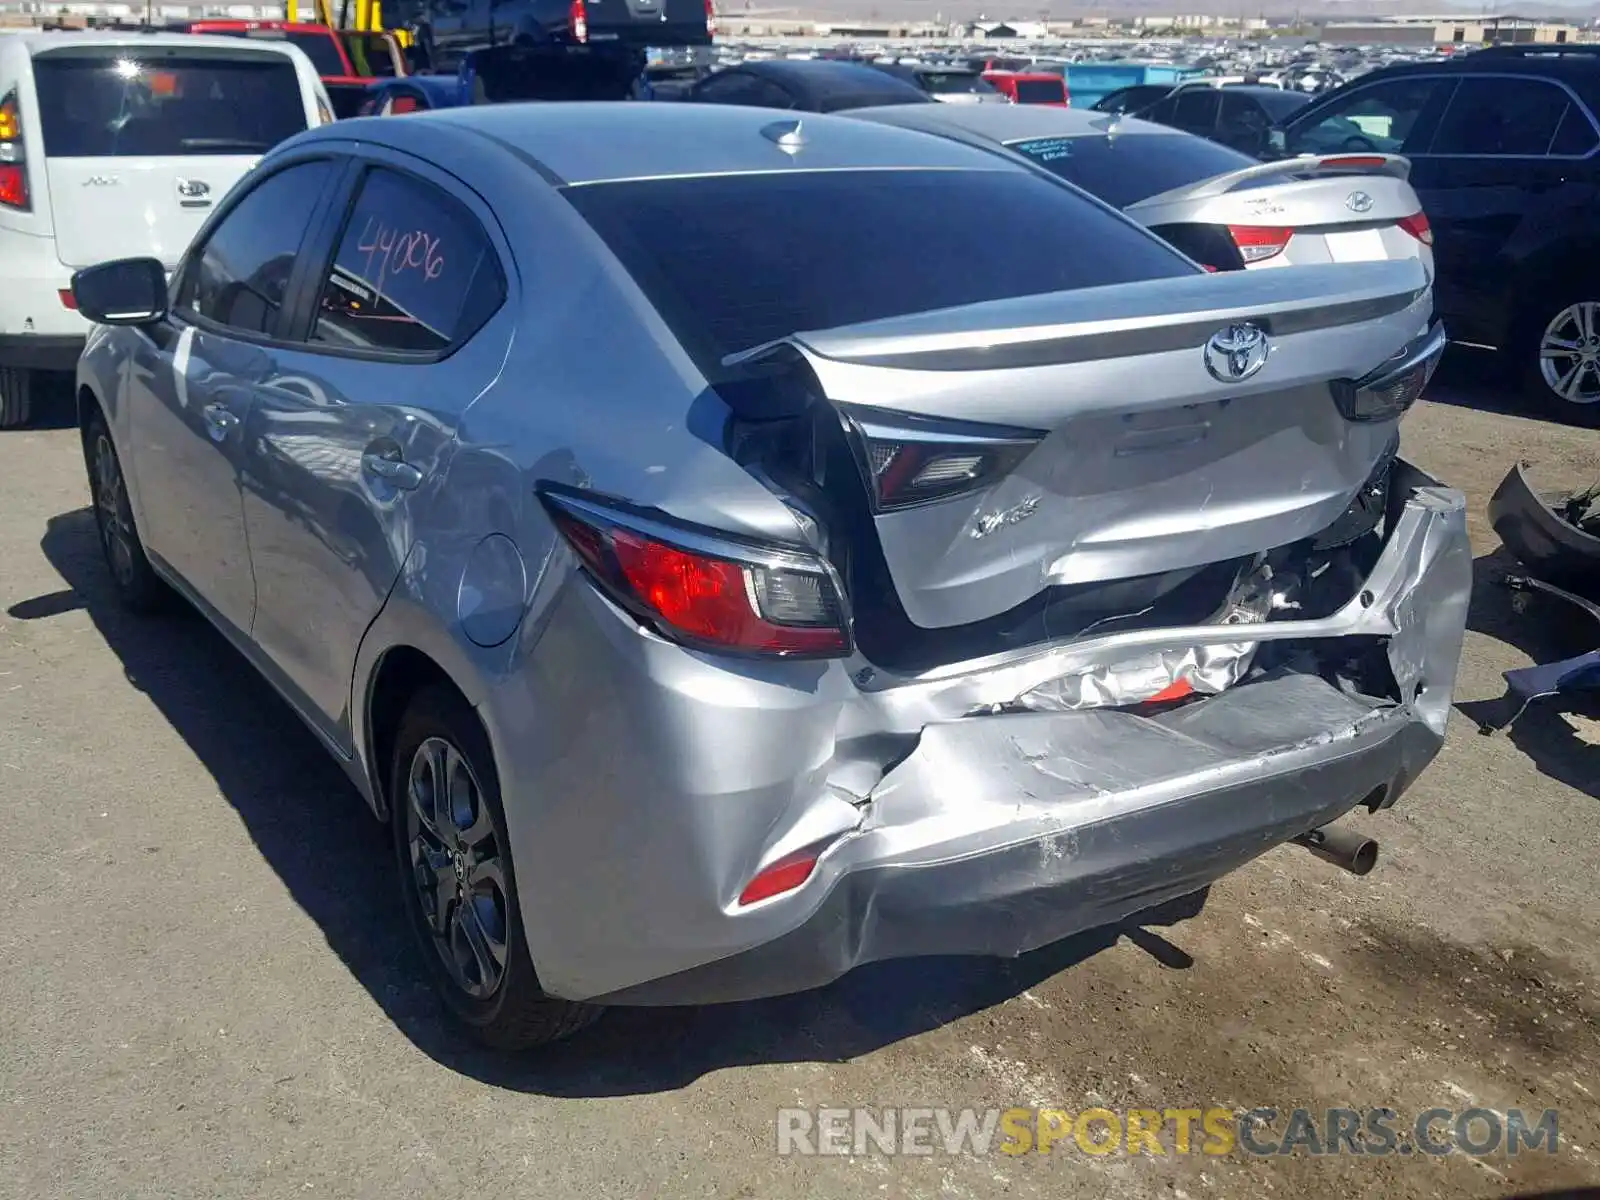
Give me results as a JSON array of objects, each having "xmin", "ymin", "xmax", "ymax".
[
  {"xmin": 1396, "ymin": 211, "xmax": 1433, "ymax": 246},
  {"xmin": 1227, "ymin": 224, "xmax": 1294, "ymax": 264},
  {"xmin": 1333, "ymin": 321, "xmax": 1447, "ymax": 422},
  {"xmin": 540, "ymin": 488, "xmax": 851, "ymax": 658},
  {"xmin": 843, "ymin": 404, "xmax": 1046, "ymax": 513}
]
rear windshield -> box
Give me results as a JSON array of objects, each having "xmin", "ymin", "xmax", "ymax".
[
  {"xmin": 919, "ymin": 71, "xmax": 997, "ymax": 96},
  {"xmin": 1014, "ymin": 79, "xmax": 1066, "ymax": 104},
  {"xmin": 1251, "ymin": 89, "xmax": 1313, "ymax": 120},
  {"xmin": 31, "ymin": 53, "xmax": 307, "ymax": 157},
  {"xmin": 1007, "ymin": 133, "xmax": 1255, "ymax": 208},
  {"xmin": 562, "ymin": 168, "xmax": 1192, "ymax": 370},
  {"xmin": 342, "ymin": 32, "xmax": 399, "ymax": 77}
]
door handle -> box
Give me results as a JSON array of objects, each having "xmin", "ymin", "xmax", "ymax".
[
  {"xmin": 202, "ymin": 403, "xmax": 239, "ymax": 441},
  {"xmin": 362, "ymin": 451, "xmax": 425, "ymax": 490}
]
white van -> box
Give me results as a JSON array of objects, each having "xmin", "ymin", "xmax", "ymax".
[{"xmin": 0, "ymin": 32, "xmax": 332, "ymax": 426}]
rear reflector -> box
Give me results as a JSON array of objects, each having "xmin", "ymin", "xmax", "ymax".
[
  {"xmin": 541, "ymin": 488, "xmax": 852, "ymax": 658},
  {"xmin": 1396, "ymin": 211, "xmax": 1433, "ymax": 246},
  {"xmin": 1227, "ymin": 224, "xmax": 1294, "ymax": 265},
  {"xmin": 569, "ymin": 0, "xmax": 588, "ymax": 42},
  {"xmin": 738, "ymin": 847, "xmax": 820, "ymax": 906},
  {"xmin": 0, "ymin": 163, "xmax": 24, "ymax": 210}
]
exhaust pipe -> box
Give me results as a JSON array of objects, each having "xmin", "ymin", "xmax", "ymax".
[{"xmin": 1293, "ymin": 824, "xmax": 1379, "ymax": 876}]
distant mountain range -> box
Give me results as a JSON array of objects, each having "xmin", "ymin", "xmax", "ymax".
[{"xmin": 739, "ymin": 0, "xmax": 1599, "ymax": 20}]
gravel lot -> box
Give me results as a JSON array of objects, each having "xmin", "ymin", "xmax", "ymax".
[{"xmin": 0, "ymin": 351, "xmax": 1596, "ymax": 1200}]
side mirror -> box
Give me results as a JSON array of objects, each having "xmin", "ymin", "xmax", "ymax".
[{"xmin": 71, "ymin": 258, "xmax": 168, "ymax": 326}]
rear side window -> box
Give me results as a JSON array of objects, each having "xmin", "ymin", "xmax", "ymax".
[
  {"xmin": 1014, "ymin": 79, "xmax": 1066, "ymax": 104},
  {"xmin": 1431, "ymin": 77, "xmax": 1578, "ymax": 156},
  {"xmin": 182, "ymin": 160, "xmax": 334, "ymax": 335},
  {"xmin": 1171, "ymin": 89, "xmax": 1220, "ymax": 130},
  {"xmin": 562, "ymin": 168, "xmax": 1192, "ymax": 370},
  {"xmin": 1283, "ymin": 76, "xmax": 1447, "ymax": 156},
  {"xmin": 1551, "ymin": 103, "xmax": 1600, "ymax": 156},
  {"xmin": 30, "ymin": 52, "xmax": 307, "ymax": 157},
  {"xmin": 284, "ymin": 31, "xmax": 348, "ymax": 76},
  {"xmin": 918, "ymin": 72, "xmax": 997, "ymax": 96},
  {"xmin": 1008, "ymin": 133, "xmax": 1255, "ymax": 208},
  {"xmin": 311, "ymin": 167, "xmax": 505, "ymax": 355}
]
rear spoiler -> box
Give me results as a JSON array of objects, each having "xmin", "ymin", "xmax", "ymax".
[
  {"xmin": 725, "ymin": 258, "xmax": 1430, "ymax": 374},
  {"xmin": 1127, "ymin": 153, "xmax": 1412, "ymax": 211}
]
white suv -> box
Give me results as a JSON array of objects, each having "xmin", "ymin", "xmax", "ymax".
[{"xmin": 0, "ymin": 32, "xmax": 331, "ymax": 427}]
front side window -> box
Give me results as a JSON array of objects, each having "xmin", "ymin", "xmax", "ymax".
[
  {"xmin": 1170, "ymin": 89, "xmax": 1220, "ymax": 131},
  {"xmin": 1431, "ymin": 77, "xmax": 1578, "ymax": 156},
  {"xmin": 1284, "ymin": 75, "xmax": 1447, "ymax": 156},
  {"xmin": 917, "ymin": 71, "xmax": 997, "ymax": 96},
  {"xmin": 181, "ymin": 160, "xmax": 334, "ymax": 335},
  {"xmin": 29, "ymin": 50, "xmax": 307, "ymax": 157},
  {"xmin": 311, "ymin": 167, "xmax": 504, "ymax": 355}
]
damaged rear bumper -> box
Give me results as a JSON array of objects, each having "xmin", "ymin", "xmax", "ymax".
[{"xmin": 496, "ymin": 461, "xmax": 1471, "ymax": 1006}]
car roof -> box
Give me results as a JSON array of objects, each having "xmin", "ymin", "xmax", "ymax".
[
  {"xmin": 8, "ymin": 30, "xmax": 309, "ymax": 56},
  {"xmin": 329, "ymin": 101, "xmax": 1034, "ymax": 186},
  {"xmin": 851, "ymin": 102, "xmax": 1182, "ymax": 144},
  {"xmin": 1300, "ymin": 51, "xmax": 1600, "ymax": 110},
  {"xmin": 734, "ymin": 58, "xmax": 926, "ymax": 99}
]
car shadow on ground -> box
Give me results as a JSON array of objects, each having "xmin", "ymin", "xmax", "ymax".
[
  {"xmin": 1456, "ymin": 548, "xmax": 1599, "ymax": 802},
  {"xmin": 14, "ymin": 506, "xmax": 1204, "ymax": 1096}
]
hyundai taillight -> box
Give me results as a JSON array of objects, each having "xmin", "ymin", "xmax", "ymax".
[
  {"xmin": 569, "ymin": 0, "xmax": 588, "ymax": 42},
  {"xmin": 1227, "ymin": 224, "xmax": 1293, "ymax": 264},
  {"xmin": 540, "ymin": 488, "xmax": 851, "ymax": 658},
  {"xmin": 1397, "ymin": 211, "xmax": 1433, "ymax": 246},
  {"xmin": 705, "ymin": 0, "xmax": 717, "ymax": 37},
  {"xmin": 0, "ymin": 91, "xmax": 28, "ymax": 212},
  {"xmin": 842, "ymin": 404, "xmax": 1046, "ymax": 513}
]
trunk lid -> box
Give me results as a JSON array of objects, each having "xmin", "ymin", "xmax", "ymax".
[
  {"xmin": 29, "ymin": 44, "xmax": 310, "ymax": 269},
  {"xmin": 46, "ymin": 156, "xmax": 258, "ymax": 269},
  {"xmin": 1126, "ymin": 154, "xmax": 1423, "ymax": 233},
  {"xmin": 732, "ymin": 259, "xmax": 1433, "ymax": 630}
]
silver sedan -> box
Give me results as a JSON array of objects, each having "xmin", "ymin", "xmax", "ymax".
[{"xmin": 70, "ymin": 102, "xmax": 1469, "ymax": 1048}]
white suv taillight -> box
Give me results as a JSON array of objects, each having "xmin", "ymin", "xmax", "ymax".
[
  {"xmin": 540, "ymin": 487, "xmax": 852, "ymax": 659},
  {"xmin": 705, "ymin": 0, "xmax": 717, "ymax": 36},
  {"xmin": 0, "ymin": 91, "xmax": 29, "ymax": 212},
  {"xmin": 570, "ymin": 0, "xmax": 589, "ymax": 42}
]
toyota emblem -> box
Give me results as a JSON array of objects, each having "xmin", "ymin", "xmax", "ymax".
[
  {"xmin": 1345, "ymin": 190, "xmax": 1374, "ymax": 214},
  {"xmin": 1203, "ymin": 323, "xmax": 1271, "ymax": 382}
]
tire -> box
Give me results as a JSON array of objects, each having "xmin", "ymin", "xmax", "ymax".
[
  {"xmin": 1515, "ymin": 291, "xmax": 1600, "ymax": 427},
  {"xmin": 0, "ymin": 366, "xmax": 32, "ymax": 429},
  {"xmin": 390, "ymin": 684, "xmax": 601, "ymax": 1049},
  {"xmin": 83, "ymin": 411, "xmax": 168, "ymax": 613}
]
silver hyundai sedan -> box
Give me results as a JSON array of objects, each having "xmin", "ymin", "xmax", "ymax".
[{"xmin": 70, "ymin": 102, "xmax": 1469, "ymax": 1049}]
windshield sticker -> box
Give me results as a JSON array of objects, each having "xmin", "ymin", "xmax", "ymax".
[{"xmin": 1012, "ymin": 137, "xmax": 1073, "ymax": 163}]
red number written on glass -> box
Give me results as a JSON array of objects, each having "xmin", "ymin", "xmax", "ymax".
[{"xmin": 355, "ymin": 215, "xmax": 444, "ymax": 296}]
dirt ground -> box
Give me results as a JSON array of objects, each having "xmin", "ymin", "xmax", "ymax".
[{"xmin": 0, "ymin": 350, "xmax": 1596, "ymax": 1200}]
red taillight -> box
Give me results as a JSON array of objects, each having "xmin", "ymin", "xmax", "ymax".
[
  {"xmin": 704, "ymin": 0, "xmax": 717, "ymax": 36},
  {"xmin": 0, "ymin": 93, "xmax": 26, "ymax": 212},
  {"xmin": 1397, "ymin": 211, "xmax": 1433, "ymax": 246},
  {"xmin": 0, "ymin": 163, "xmax": 25, "ymax": 210},
  {"xmin": 390, "ymin": 95, "xmax": 421, "ymax": 114},
  {"xmin": 569, "ymin": 0, "xmax": 588, "ymax": 42},
  {"xmin": 1227, "ymin": 224, "xmax": 1294, "ymax": 265},
  {"xmin": 738, "ymin": 847, "xmax": 820, "ymax": 906},
  {"xmin": 543, "ymin": 490, "xmax": 852, "ymax": 659},
  {"xmin": 57, "ymin": 288, "xmax": 76, "ymax": 310}
]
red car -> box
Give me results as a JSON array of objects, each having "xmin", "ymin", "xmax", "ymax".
[
  {"xmin": 180, "ymin": 20, "xmax": 405, "ymax": 117},
  {"xmin": 983, "ymin": 70, "xmax": 1070, "ymax": 108}
]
